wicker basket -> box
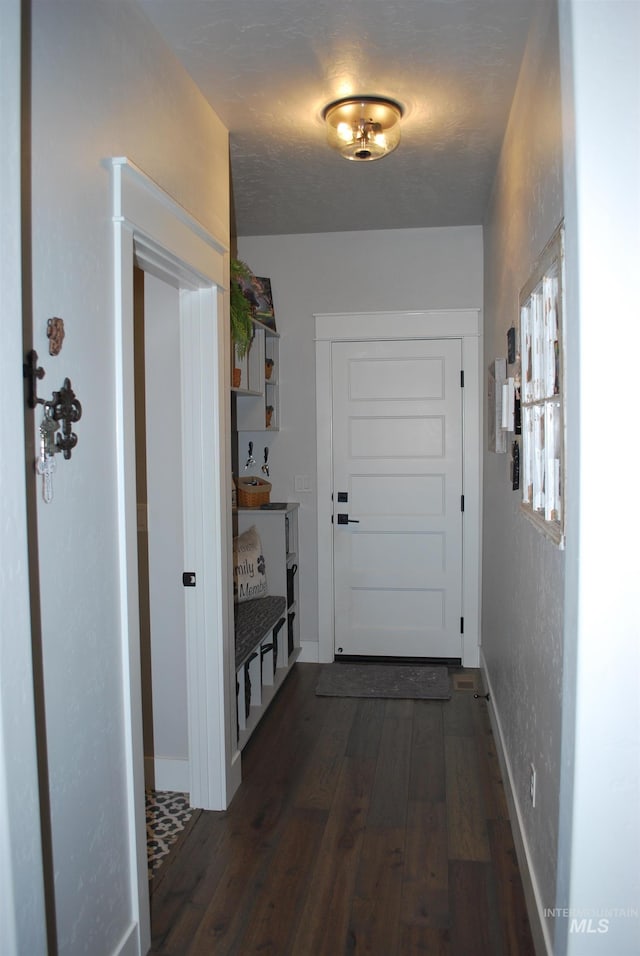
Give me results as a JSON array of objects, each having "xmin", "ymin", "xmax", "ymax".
[{"xmin": 237, "ymin": 476, "xmax": 271, "ymax": 508}]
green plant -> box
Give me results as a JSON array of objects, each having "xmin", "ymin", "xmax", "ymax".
[{"xmin": 230, "ymin": 258, "xmax": 255, "ymax": 361}]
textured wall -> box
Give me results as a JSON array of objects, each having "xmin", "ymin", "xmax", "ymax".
[
  {"xmin": 29, "ymin": 2, "xmax": 228, "ymax": 951},
  {"xmin": 238, "ymin": 226, "xmax": 482, "ymax": 655},
  {"xmin": 482, "ymin": 0, "xmax": 563, "ymax": 943}
]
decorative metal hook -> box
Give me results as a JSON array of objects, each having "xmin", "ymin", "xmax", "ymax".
[
  {"xmin": 50, "ymin": 378, "xmax": 82, "ymax": 460},
  {"xmin": 23, "ymin": 350, "xmax": 82, "ymax": 459}
]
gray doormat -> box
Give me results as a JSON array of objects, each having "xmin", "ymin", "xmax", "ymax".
[{"xmin": 315, "ymin": 662, "xmax": 450, "ymax": 700}]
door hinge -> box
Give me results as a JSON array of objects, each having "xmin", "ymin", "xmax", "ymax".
[
  {"xmin": 460, "ymin": 617, "xmax": 464, "ymax": 634},
  {"xmin": 461, "ymin": 494, "xmax": 465, "ymax": 512},
  {"xmin": 460, "ymin": 369, "xmax": 465, "ymax": 387}
]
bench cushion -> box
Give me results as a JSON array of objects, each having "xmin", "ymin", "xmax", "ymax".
[{"xmin": 234, "ymin": 595, "xmax": 287, "ymax": 670}]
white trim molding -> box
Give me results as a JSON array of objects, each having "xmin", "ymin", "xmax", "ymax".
[
  {"xmin": 110, "ymin": 157, "xmax": 238, "ymax": 954},
  {"xmin": 315, "ymin": 309, "xmax": 482, "ymax": 667}
]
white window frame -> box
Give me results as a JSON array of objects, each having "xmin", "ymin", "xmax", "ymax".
[{"xmin": 519, "ymin": 222, "xmax": 566, "ymax": 548}]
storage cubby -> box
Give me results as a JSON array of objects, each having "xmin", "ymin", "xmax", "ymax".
[
  {"xmin": 234, "ymin": 503, "xmax": 300, "ymax": 750},
  {"xmin": 234, "ymin": 595, "xmax": 287, "ymax": 749}
]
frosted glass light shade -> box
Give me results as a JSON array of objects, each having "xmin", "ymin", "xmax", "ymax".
[{"xmin": 323, "ymin": 96, "xmax": 403, "ymax": 161}]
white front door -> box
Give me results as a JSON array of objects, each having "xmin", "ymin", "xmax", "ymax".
[{"xmin": 332, "ymin": 338, "xmax": 463, "ymax": 660}]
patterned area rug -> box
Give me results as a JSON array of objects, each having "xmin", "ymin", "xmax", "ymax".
[
  {"xmin": 145, "ymin": 789, "xmax": 193, "ymax": 878},
  {"xmin": 315, "ymin": 662, "xmax": 451, "ymax": 700}
]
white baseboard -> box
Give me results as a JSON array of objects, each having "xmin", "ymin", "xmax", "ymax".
[
  {"xmin": 480, "ymin": 653, "xmax": 553, "ymax": 956},
  {"xmin": 298, "ymin": 640, "xmax": 319, "ymax": 663},
  {"xmin": 144, "ymin": 756, "xmax": 189, "ymax": 792}
]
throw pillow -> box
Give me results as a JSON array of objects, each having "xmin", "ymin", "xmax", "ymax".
[{"xmin": 233, "ymin": 525, "xmax": 268, "ymax": 602}]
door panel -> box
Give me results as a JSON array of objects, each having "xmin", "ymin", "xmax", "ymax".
[
  {"xmin": 349, "ymin": 416, "xmax": 445, "ymax": 459},
  {"xmin": 332, "ymin": 339, "xmax": 463, "ymax": 659},
  {"xmin": 351, "ymin": 474, "xmax": 445, "ymax": 516},
  {"xmin": 348, "ymin": 355, "xmax": 446, "ymax": 400}
]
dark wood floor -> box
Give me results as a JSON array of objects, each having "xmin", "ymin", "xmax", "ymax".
[{"xmin": 148, "ymin": 663, "xmax": 535, "ymax": 955}]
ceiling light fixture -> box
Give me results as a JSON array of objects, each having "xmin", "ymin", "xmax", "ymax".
[{"xmin": 322, "ymin": 96, "xmax": 403, "ymax": 162}]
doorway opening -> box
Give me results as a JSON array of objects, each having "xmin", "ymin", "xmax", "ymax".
[
  {"xmin": 134, "ymin": 266, "xmax": 189, "ymax": 795},
  {"xmin": 133, "ymin": 266, "xmax": 195, "ymax": 882}
]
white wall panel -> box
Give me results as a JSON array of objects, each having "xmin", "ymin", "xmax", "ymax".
[
  {"xmin": 29, "ymin": 2, "xmax": 229, "ymax": 951},
  {"xmin": 0, "ymin": 1, "xmax": 48, "ymax": 951},
  {"xmin": 482, "ymin": 3, "xmax": 563, "ymax": 952}
]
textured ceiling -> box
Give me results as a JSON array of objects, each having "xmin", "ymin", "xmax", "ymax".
[{"xmin": 139, "ymin": 0, "xmax": 536, "ymax": 237}]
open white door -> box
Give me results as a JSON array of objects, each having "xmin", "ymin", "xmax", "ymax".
[{"xmin": 332, "ymin": 338, "xmax": 463, "ymax": 660}]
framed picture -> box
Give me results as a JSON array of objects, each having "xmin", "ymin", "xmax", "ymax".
[
  {"xmin": 237, "ymin": 272, "xmax": 276, "ymax": 331},
  {"xmin": 254, "ymin": 276, "xmax": 276, "ymax": 331}
]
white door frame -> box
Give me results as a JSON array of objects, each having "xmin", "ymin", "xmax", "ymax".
[
  {"xmin": 315, "ymin": 310, "xmax": 482, "ymax": 668},
  {"xmin": 111, "ymin": 158, "xmax": 240, "ymax": 953}
]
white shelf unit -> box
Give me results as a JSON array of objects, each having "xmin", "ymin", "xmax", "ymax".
[
  {"xmin": 235, "ymin": 503, "xmax": 300, "ymax": 749},
  {"xmin": 236, "ymin": 320, "xmax": 280, "ymax": 431},
  {"xmin": 235, "ymin": 616, "xmax": 288, "ymax": 751}
]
